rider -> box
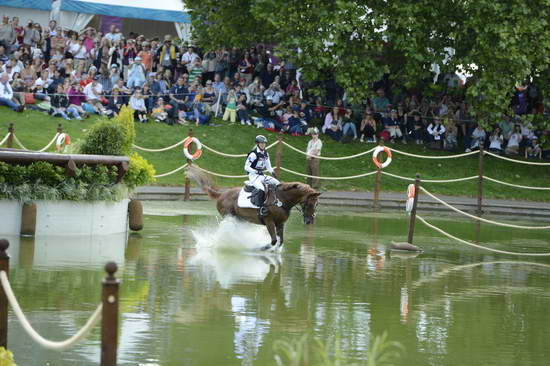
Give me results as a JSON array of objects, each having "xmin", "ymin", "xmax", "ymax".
[{"xmin": 244, "ymin": 135, "xmax": 280, "ymax": 216}]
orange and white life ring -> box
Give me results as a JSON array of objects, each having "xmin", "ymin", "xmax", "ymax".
[
  {"xmin": 183, "ymin": 136, "xmax": 202, "ymax": 160},
  {"xmin": 372, "ymin": 145, "xmax": 392, "ymax": 169},
  {"xmin": 405, "ymin": 183, "xmax": 415, "ymax": 212},
  {"xmin": 55, "ymin": 133, "xmax": 70, "ymax": 152}
]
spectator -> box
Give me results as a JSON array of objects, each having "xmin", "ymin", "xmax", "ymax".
[
  {"xmin": 264, "ymin": 82, "xmax": 284, "ymax": 104},
  {"xmin": 427, "ymin": 117, "xmax": 446, "ymax": 149},
  {"xmin": 152, "ymin": 97, "xmax": 169, "ymax": 123},
  {"xmin": 488, "ymin": 127, "xmax": 504, "ymax": 154},
  {"xmin": 505, "ymin": 125, "xmax": 522, "ymax": 155},
  {"xmin": 444, "ymin": 119, "xmax": 458, "ymax": 150},
  {"xmin": 130, "ymin": 88, "xmax": 148, "ymax": 122},
  {"xmin": 51, "ymin": 83, "xmax": 81, "ymax": 120},
  {"xmin": 306, "ymin": 128, "xmax": 322, "ymax": 189},
  {"xmin": 127, "ymin": 56, "xmax": 146, "ymax": 89},
  {"xmin": 342, "ymin": 108, "xmax": 358, "ymax": 141},
  {"xmin": 158, "ymin": 35, "xmax": 177, "ymax": 72},
  {"xmin": 236, "ymin": 93, "xmax": 251, "ymax": 125},
  {"xmin": 181, "ymin": 46, "xmax": 199, "ymax": 73},
  {"xmin": 466, "ymin": 124, "xmax": 486, "ymax": 152},
  {"xmin": 382, "ymin": 109, "xmax": 403, "ymax": 143},
  {"xmin": 223, "ymin": 89, "xmax": 237, "ymax": 123},
  {"xmin": 0, "ymin": 16, "xmax": 14, "ymax": 51},
  {"xmin": 0, "ymin": 72, "xmax": 23, "ymax": 111},
  {"xmin": 524, "ymin": 137, "xmax": 542, "ymax": 159},
  {"xmin": 359, "ymin": 112, "xmax": 377, "ymax": 143}
]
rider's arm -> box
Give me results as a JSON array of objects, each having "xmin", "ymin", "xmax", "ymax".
[
  {"xmin": 244, "ymin": 153, "xmax": 258, "ymax": 174},
  {"xmin": 265, "ymin": 154, "xmax": 274, "ymax": 174}
]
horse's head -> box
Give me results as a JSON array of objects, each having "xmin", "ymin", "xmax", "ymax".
[{"xmin": 301, "ymin": 191, "xmax": 321, "ymax": 225}]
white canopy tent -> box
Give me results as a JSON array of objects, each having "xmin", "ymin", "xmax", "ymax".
[{"xmin": 0, "ymin": 0, "xmax": 192, "ymax": 41}]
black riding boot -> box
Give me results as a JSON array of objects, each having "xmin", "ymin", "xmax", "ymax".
[{"xmin": 257, "ymin": 190, "xmax": 268, "ymax": 216}]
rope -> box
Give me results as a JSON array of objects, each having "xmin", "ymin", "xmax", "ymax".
[
  {"xmin": 202, "ymin": 141, "xmax": 278, "ymax": 158},
  {"xmin": 133, "ymin": 140, "xmax": 184, "ymax": 152},
  {"xmin": 416, "ymin": 215, "xmax": 550, "ymax": 256},
  {"xmin": 280, "ymin": 166, "xmax": 378, "ymax": 180},
  {"xmin": 281, "ymin": 141, "xmax": 376, "ymax": 160},
  {"xmin": 420, "ymin": 186, "xmax": 550, "ymax": 229},
  {"xmin": 0, "ymin": 133, "xmax": 10, "ymax": 146},
  {"xmin": 484, "ymin": 176, "xmax": 550, "ymax": 191},
  {"xmin": 381, "ymin": 171, "xmax": 479, "ymax": 183},
  {"xmin": 11, "ymin": 134, "xmax": 28, "ymax": 150},
  {"xmin": 0, "ymin": 271, "xmax": 103, "ymax": 350},
  {"xmin": 154, "ymin": 163, "xmax": 188, "ymax": 178},
  {"xmin": 37, "ymin": 133, "xmax": 60, "ymax": 152},
  {"xmin": 193, "ymin": 165, "xmax": 248, "ymax": 178},
  {"xmin": 484, "ymin": 150, "xmax": 550, "ymax": 166},
  {"xmin": 389, "ymin": 147, "xmax": 479, "ymax": 159}
]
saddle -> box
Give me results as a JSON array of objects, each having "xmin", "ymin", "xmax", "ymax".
[{"xmin": 245, "ymin": 183, "xmax": 277, "ymax": 207}]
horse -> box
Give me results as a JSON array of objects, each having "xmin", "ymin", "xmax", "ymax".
[{"xmin": 188, "ymin": 166, "xmax": 321, "ymax": 251}]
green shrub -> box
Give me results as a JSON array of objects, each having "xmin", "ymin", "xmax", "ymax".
[
  {"xmin": 124, "ymin": 152, "xmax": 156, "ymax": 189},
  {"xmin": 113, "ymin": 105, "xmax": 136, "ymax": 155},
  {"xmin": 26, "ymin": 161, "xmax": 65, "ymax": 186},
  {"xmin": 0, "ymin": 347, "xmax": 16, "ymax": 366},
  {"xmin": 80, "ymin": 120, "xmax": 126, "ymax": 156}
]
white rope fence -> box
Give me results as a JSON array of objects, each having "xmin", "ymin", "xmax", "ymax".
[
  {"xmin": 0, "ymin": 271, "xmax": 102, "ymax": 350},
  {"xmin": 0, "ymin": 133, "xmax": 10, "ymax": 147},
  {"xmin": 153, "ymin": 163, "xmax": 188, "ymax": 178},
  {"xmin": 133, "ymin": 140, "xmax": 184, "ymax": 152},
  {"xmin": 484, "ymin": 150, "xmax": 550, "ymax": 166},
  {"xmin": 416, "ymin": 215, "xmax": 550, "ymax": 256},
  {"xmin": 381, "ymin": 171, "xmax": 479, "ymax": 183},
  {"xmin": 193, "ymin": 165, "xmax": 248, "ymax": 178},
  {"xmin": 202, "ymin": 140, "xmax": 278, "ymax": 158},
  {"xmin": 11, "ymin": 134, "xmax": 28, "ymax": 151},
  {"xmin": 36, "ymin": 133, "xmax": 60, "ymax": 152},
  {"xmin": 484, "ymin": 176, "xmax": 550, "ymax": 191},
  {"xmin": 280, "ymin": 166, "xmax": 378, "ymax": 180},
  {"xmin": 390, "ymin": 147, "xmax": 479, "ymax": 159},
  {"xmin": 281, "ymin": 141, "xmax": 376, "ymax": 160},
  {"xmin": 420, "ymin": 186, "xmax": 550, "ymax": 229}
]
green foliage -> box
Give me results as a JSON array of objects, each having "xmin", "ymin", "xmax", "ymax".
[
  {"xmin": 113, "ymin": 105, "xmax": 136, "ymax": 155},
  {"xmin": 273, "ymin": 332, "xmax": 403, "ymax": 366},
  {"xmin": 0, "ymin": 162, "xmax": 125, "ymax": 202},
  {"xmin": 186, "ymin": 0, "xmax": 550, "ymax": 128},
  {"xmin": 80, "ymin": 120, "xmax": 126, "ymax": 156},
  {"xmin": 124, "ymin": 152, "xmax": 156, "ymax": 189},
  {"xmin": 0, "ymin": 347, "xmax": 17, "ymax": 365}
]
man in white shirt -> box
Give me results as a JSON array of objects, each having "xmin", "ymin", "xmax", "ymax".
[
  {"xmin": 83, "ymin": 79, "xmax": 107, "ymax": 115},
  {"xmin": 181, "ymin": 46, "xmax": 199, "ymax": 72},
  {"xmin": 305, "ymin": 128, "xmax": 323, "ymax": 189},
  {"xmin": 0, "ymin": 72, "xmax": 22, "ymax": 111}
]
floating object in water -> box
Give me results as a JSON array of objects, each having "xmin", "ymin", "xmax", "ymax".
[{"xmin": 390, "ymin": 241, "xmax": 423, "ymax": 252}]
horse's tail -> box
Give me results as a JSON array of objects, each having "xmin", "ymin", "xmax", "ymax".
[{"xmin": 187, "ymin": 165, "xmax": 221, "ymax": 200}]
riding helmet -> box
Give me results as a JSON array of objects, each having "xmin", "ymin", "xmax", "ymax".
[{"xmin": 255, "ymin": 135, "xmax": 268, "ymax": 144}]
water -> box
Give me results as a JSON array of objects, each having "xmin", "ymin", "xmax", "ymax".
[{"xmin": 4, "ymin": 203, "xmax": 550, "ymax": 366}]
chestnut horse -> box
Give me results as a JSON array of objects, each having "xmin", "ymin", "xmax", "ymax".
[{"xmin": 188, "ymin": 167, "xmax": 321, "ymax": 251}]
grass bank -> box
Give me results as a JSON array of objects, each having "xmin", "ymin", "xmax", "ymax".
[{"xmin": 2, "ymin": 109, "xmax": 550, "ymax": 202}]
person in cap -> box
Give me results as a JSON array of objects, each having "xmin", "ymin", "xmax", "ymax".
[
  {"xmin": 305, "ymin": 127, "xmax": 323, "ymax": 189},
  {"xmin": 157, "ymin": 35, "xmax": 177, "ymax": 71},
  {"xmin": 244, "ymin": 135, "xmax": 280, "ymax": 216},
  {"xmin": 127, "ymin": 55, "xmax": 146, "ymax": 89}
]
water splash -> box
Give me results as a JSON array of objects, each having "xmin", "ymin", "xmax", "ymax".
[{"xmin": 191, "ymin": 216, "xmax": 270, "ymax": 252}]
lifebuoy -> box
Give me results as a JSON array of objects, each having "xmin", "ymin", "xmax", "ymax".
[
  {"xmin": 183, "ymin": 136, "xmax": 202, "ymax": 160},
  {"xmin": 405, "ymin": 183, "xmax": 415, "ymax": 213},
  {"xmin": 372, "ymin": 145, "xmax": 392, "ymax": 169},
  {"xmin": 55, "ymin": 133, "xmax": 70, "ymax": 151}
]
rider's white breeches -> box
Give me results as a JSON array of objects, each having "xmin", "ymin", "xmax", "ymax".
[{"xmin": 248, "ymin": 173, "xmax": 280, "ymax": 191}]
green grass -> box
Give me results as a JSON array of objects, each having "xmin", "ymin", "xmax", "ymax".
[{"xmin": 2, "ymin": 109, "xmax": 550, "ymax": 202}]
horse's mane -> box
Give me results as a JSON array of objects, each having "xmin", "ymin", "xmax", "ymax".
[{"xmin": 278, "ymin": 182, "xmax": 317, "ymax": 195}]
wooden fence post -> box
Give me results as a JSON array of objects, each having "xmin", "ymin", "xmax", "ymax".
[
  {"xmin": 275, "ymin": 133, "xmax": 283, "ymax": 177},
  {"xmin": 184, "ymin": 129, "xmax": 193, "ymax": 201},
  {"xmin": 0, "ymin": 239, "xmax": 9, "ymax": 348},
  {"xmin": 6, "ymin": 124, "xmax": 14, "ymax": 149},
  {"xmin": 101, "ymin": 261, "xmax": 119, "ymax": 366},
  {"xmin": 477, "ymin": 147, "xmax": 484, "ymax": 215},
  {"xmin": 373, "ymin": 168, "xmax": 381, "ymax": 211},
  {"xmin": 407, "ymin": 174, "xmax": 421, "ymax": 244}
]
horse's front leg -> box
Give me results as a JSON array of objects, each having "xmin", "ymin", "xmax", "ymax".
[
  {"xmin": 260, "ymin": 218, "xmax": 278, "ymax": 251},
  {"xmin": 276, "ymin": 223, "xmax": 284, "ymax": 251}
]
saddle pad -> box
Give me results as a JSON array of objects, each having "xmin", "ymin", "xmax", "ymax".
[{"xmin": 237, "ymin": 188, "xmax": 259, "ymax": 209}]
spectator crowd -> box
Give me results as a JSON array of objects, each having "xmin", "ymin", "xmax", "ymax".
[{"xmin": 0, "ymin": 15, "xmax": 548, "ymax": 159}]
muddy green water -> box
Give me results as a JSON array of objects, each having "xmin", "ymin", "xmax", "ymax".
[{"xmin": 4, "ymin": 203, "xmax": 550, "ymax": 366}]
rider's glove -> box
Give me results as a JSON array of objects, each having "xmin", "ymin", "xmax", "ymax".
[
  {"xmin": 256, "ymin": 170, "xmax": 264, "ymax": 175},
  {"xmin": 271, "ymin": 171, "xmax": 279, "ymax": 180}
]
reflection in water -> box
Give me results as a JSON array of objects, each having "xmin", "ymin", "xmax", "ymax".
[{"xmin": 6, "ymin": 212, "xmax": 550, "ymax": 366}]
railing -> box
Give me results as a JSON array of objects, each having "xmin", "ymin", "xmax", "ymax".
[
  {"xmin": 0, "ymin": 239, "xmax": 120, "ymax": 366},
  {"xmin": 403, "ymin": 175, "xmax": 550, "ymax": 256}
]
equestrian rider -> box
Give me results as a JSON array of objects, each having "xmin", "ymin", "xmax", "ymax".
[{"xmin": 244, "ymin": 135, "xmax": 280, "ymax": 216}]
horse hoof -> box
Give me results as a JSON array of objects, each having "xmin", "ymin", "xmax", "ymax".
[
  {"xmin": 259, "ymin": 244, "xmax": 272, "ymax": 251},
  {"xmin": 277, "ymin": 243, "xmax": 284, "ymax": 252}
]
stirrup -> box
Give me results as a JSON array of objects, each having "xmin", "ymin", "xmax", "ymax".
[{"xmin": 259, "ymin": 206, "xmax": 268, "ymax": 216}]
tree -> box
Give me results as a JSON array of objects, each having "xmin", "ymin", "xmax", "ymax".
[{"xmin": 186, "ymin": 0, "xmax": 550, "ymax": 128}]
